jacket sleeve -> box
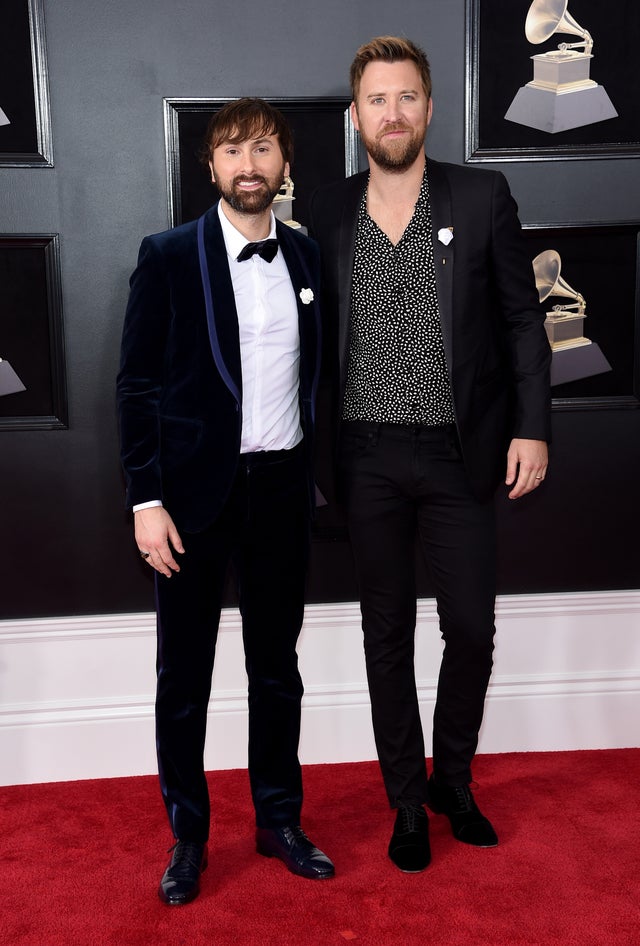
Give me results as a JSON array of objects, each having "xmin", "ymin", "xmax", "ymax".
[
  {"xmin": 490, "ymin": 172, "xmax": 552, "ymax": 442},
  {"xmin": 116, "ymin": 236, "xmax": 170, "ymax": 508}
]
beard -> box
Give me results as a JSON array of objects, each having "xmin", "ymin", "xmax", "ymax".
[
  {"xmin": 215, "ymin": 170, "xmax": 284, "ymax": 215},
  {"xmin": 359, "ymin": 121, "xmax": 426, "ymax": 173}
]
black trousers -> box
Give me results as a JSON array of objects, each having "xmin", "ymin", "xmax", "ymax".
[
  {"xmin": 154, "ymin": 443, "xmax": 309, "ymax": 842},
  {"xmin": 339, "ymin": 422, "xmax": 496, "ymax": 807}
]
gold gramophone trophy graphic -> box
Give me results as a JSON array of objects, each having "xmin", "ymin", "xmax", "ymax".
[
  {"xmin": 272, "ymin": 176, "xmax": 302, "ymax": 230},
  {"xmin": 532, "ymin": 249, "xmax": 611, "ymax": 385},
  {"xmin": 505, "ymin": 0, "xmax": 618, "ymax": 133}
]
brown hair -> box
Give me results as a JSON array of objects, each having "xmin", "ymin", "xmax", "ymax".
[
  {"xmin": 349, "ymin": 36, "xmax": 432, "ymax": 103},
  {"xmin": 200, "ymin": 97, "xmax": 293, "ymax": 167}
]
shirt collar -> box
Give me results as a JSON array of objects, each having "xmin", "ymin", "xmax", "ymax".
[{"xmin": 217, "ymin": 201, "xmax": 277, "ymax": 261}]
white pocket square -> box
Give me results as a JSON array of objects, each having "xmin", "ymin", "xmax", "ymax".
[{"xmin": 438, "ymin": 227, "xmax": 454, "ymax": 246}]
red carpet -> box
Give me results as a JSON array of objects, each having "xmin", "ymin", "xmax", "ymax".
[{"xmin": 3, "ymin": 750, "xmax": 640, "ymax": 945}]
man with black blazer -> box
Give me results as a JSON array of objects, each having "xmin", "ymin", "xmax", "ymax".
[
  {"xmin": 117, "ymin": 98, "xmax": 334, "ymax": 904},
  {"xmin": 309, "ymin": 37, "xmax": 551, "ymax": 873}
]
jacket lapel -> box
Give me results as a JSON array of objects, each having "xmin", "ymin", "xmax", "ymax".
[
  {"xmin": 427, "ymin": 158, "xmax": 454, "ymax": 373},
  {"xmin": 337, "ymin": 172, "xmax": 367, "ymax": 389},
  {"xmin": 197, "ymin": 204, "xmax": 242, "ymax": 405},
  {"xmin": 277, "ymin": 220, "xmax": 321, "ymax": 422}
]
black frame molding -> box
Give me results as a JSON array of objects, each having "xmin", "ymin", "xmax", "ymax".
[
  {"xmin": 521, "ymin": 221, "xmax": 640, "ymax": 410},
  {"xmin": 0, "ymin": 234, "xmax": 67, "ymax": 430},
  {"xmin": 465, "ymin": 0, "xmax": 640, "ymax": 163},
  {"xmin": 0, "ymin": 0, "xmax": 53, "ymax": 167}
]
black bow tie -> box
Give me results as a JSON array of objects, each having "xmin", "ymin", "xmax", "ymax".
[{"xmin": 237, "ymin": 238, "xmax": 279, "ymax": 263}]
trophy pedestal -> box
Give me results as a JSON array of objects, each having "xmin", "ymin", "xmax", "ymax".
[
  {"xmin": 529, "ymin": 51, "xmax": 593, "ymax": 89},
  {"xmin": 0, "ymin": 359, "xmax": 27, "ymax": 396},
  {"xmin": 551, "ymin": 342, "xmax": 612, "ymax": 386},
  {"xmin": 273, "ymin": 196, "xmax": 301, "ymax": 229},
  {"xmin": 544, "ymin": 311, "xmax": 589, "ymax": 349},
  {"xmin": 505, "ymin": 52, "xmax": 617, "ymax": 133}
]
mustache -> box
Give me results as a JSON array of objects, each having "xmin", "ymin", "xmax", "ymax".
[
  {"xmin": 377, "ymin": 122, "xmax": 412, "ymax": 139},
  {"xmin": 233, "ymin": 175, "xmax": 268, "ymax": 186}
]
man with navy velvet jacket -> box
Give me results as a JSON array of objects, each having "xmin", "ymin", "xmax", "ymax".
[
  {"xmin": 309, "ymin": 37, "xmax": 551, "ymax": 873},
  {"xmin": 117, "ymin": 98, "xmax": 333, "ymax": 905}
]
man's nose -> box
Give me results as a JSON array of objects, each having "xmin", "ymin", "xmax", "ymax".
[
  {"xmin": 382, "ymin": 98, "xmax": 402, "ymax": 122},
  {"xmin": 236, "ymin": 153, "xmax": 258, "ymax": 176}
]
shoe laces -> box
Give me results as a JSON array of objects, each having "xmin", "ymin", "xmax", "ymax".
[
  {"xmin": 167, "ymin": 841, "xmax": 203, "ymax": 875},
  {"xmin": 450, "ymin": 784, "xmax": 478, "ymax": 815},
  {"xmin": 283, "ymin": 825, "xmax": 313, "ymax": 850},
  {"xmin": 397, "ymin": 804, "xmax": 426, "ymax": 833}
]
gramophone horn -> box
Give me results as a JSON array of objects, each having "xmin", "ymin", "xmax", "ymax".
[
  {"xmin": 532, "ymin": 249, "xmax": 581, "ymax": 304},
  {"xmin": 525, "ymin": 0, "xmax": 589, "ymax": 46}
]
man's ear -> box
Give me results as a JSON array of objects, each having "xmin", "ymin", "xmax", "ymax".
[
  {"xmin": 349, "ymin": 101, "xmax": 360, "ymax": 133},
  {"xmin": 426, "ymin": 97, "xmax": 433, "ymax": 127},
  {"xmin": 208, "ymin": 160, "xmax": 215, "ymax": 184}
]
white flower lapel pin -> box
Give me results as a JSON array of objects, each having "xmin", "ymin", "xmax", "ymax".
[
  {"xmin": 299, "ymin": 288, "xmax": 314, "ymax": 305},
  {"xmin": 438, "ymin": 227, "xmax": 454, "ymax": 246}
]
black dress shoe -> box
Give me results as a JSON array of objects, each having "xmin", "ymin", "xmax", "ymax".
[
  {"xmin": 256, "ymin": 825, "xmax": 335, "ymax": 879},
  {"xmin": 388, "ymin": 804, "xmax": 431, "ymax": 872},
  {"xmin": 158, "ymin": 841, "xmax": 208, "ymax": 905},
  {"xmin": 427, "ymin": 774, "xmax": 498, "ymax": 847}
]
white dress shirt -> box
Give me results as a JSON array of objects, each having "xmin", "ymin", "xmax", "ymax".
[
  {"xmin": 133, "ymin": 203, "xmax": 302, "ymax": 512},
  {"xmin": 218, "ymin": 202, "xmax": 302, "ymax": 454}
]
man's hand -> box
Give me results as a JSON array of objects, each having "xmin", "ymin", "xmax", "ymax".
[
  {"xmin": 505, "ymin": 438, "xmax": 548, "ymax": 500},
  {"xmin": 134, "ymin": 507, "xmax": 184, "ymax": 577}
]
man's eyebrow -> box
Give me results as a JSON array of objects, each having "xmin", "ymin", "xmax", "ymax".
[
  {"xmin": 366, "ymin": 88, "xmax": 419, "ymax": 99},
  {"xmin": 220, "ymin": 135, "xmax": 275, "ymax": 147}
]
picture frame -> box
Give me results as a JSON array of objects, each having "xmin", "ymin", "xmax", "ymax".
[
  {"xmin": 0, "ymin": 234, "xmax": 67, "ymax": 430},
  {"xmin": 465, "ymin": 0, "xmax": 640, "ymax": 162},
  {"xmin": 163, "ymin": 97, "xmax": 358, "ymax": 228},
  {"xmin": 0, "ymin": 0, "xmax": 53, "ymax": 167},
  {"xmin": 521, "ymin": 221, "xmax": 640, "ymax": 410}
]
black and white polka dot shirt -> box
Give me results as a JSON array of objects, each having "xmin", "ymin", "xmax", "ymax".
[{"xmin": 342, "ymin": 168, "xmax": 455, "ymax": 427}]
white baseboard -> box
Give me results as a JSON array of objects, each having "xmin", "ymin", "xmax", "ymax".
[{"xmin": 1, "ymin": 591, "xmax": 638, "ymax": 785}]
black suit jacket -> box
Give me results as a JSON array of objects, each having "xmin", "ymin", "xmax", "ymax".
[
  {"xmin": 117, "ymin": 203, "xmax": 322, "ymax": 532},
  {"xmin": 308, "ymin": 158, "xmax": 551, "ymax": 502}
]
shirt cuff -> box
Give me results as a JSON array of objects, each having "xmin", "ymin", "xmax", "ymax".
[{"xmin": 132, "ymin": 500, "xmax": 163, "ymax": 512}]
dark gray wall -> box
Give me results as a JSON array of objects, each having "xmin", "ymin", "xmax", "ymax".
[{"xmin": 1, "ymin": 0, "xmax": 638, "ymax": 619}]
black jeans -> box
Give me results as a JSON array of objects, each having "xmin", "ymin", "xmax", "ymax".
[
  {"xmin": 339, "ymin": 421, "xmax": 496, "ymax": 806},
  {"xmin": 155, "ymin": 443, "xmax": 308, "ymax": 841}
]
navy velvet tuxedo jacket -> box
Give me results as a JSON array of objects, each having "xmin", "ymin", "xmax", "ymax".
[
  {"xmin": 308, "ymin": 158, "xmax": 551, "ymax": 502},
  {"xmin": 117, "ymin": 203, "xmax": 322, "ymax": 532}
]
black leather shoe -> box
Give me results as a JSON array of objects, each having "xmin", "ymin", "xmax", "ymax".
[
  {"xmin": 427, "ymin": 774, "xmax": 498, "ymax": 847},
  {"xmin": 388, "ymin": 804, "xmax": 431, "ymax": 872},
  {"xmin": 256, "ymin": 825, "xmax": 335, "ymax": 879},
  {"xmin": 158, "ymin": 841, "xmax": 208, "ymax": 905}
]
